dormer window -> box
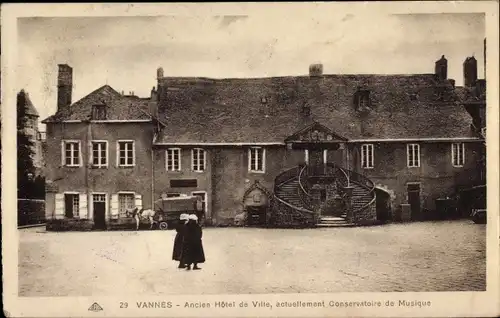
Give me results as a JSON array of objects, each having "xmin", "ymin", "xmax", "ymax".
[
  {"xmin": 92, "ymin": 104, "xmax": 107, "ymax": 120},
  {"xmin": 355, "ymin": 89, "xmax": 371, "ymax": 111}
]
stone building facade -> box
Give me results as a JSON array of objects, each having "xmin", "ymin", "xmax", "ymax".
[{"xmin": 42, "ymin": 52, "xmax": 486, "ymax": 229}]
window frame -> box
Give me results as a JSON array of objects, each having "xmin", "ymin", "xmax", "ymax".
[
  {"xmin": 117, "ymin": 191, "xmax": 136, "ymax": 218},
  {"xmin": 166, "ymin": 148, "xmax": 182, "ymax": 172},
  {"xmin": 90, "ymin": 140, "xmax": 109, "ymax": 168},
  {"xmin": 92, "ymin": 104, "xmax": 107, "ymax": 120},
  {"xmin": 248, "ymin": 147, "xmax": 266, "ymax": 173},
  {"xmin": 116, "ymin": 140, "xmax": 136, "ymax": 167},
  {"xmin": 63, "ymin": 192, "xmax": 80, "ymax": 219},
  {"xmin": 191, "ymin": 191, "xmax": 208, "ymax": 215},
  {"xmin": 451, "ymin": 143, "xmax": 465, "ymax": 167},
  {"xmin": 61, "ymin": 140, "xmax": 82, "ymax": 167},
  {"xmin": 191, "ymin": 148, "xmax": 206, "ymax": 172},
  {"xmin": 407, "ymin": 143, "xmax": 421, "ymax": 168},
  {"xmin": 361, "ymin": 144, "xmax": 375, "ymax": 169}
]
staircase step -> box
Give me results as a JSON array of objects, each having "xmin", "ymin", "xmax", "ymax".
[{"xmin": 316, "ymin": 223, "xmax": 356, "ymax": 228}]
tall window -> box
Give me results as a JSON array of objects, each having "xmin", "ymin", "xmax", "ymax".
[
  {"xmin": 452, "ymin": 143, "xmax": 465, "ymax": 167},
  {"xmin": 91, "ymin": 141, "xmax": 108, "ymax": 168},
  {"xmin": 117, "ymin": 141, "xmax": 135, "ymax": 167},
  {"xmin": 248, "ymin": 147, "xmax": 265, "ymax": 173},
  {"xmin": 118, "ymin": 193, "xmax": 135, "ymax": 218},
  {"xmin": 166, "ymin": 148, "xmax": 181, "ymax": 171},
  {"xmin": 407, "ymin": 144, "xmax": 420, "ymax": 167},
  {"xmin": 361, "ymin": 144, "xmax": 374, "ymax": 169},
  {"xmin": 64, "ymin": 193, "xmax": 79, "ymax": 218},
  {"xmin": 192, "ymin": 148, "xmax": 206, "ymax": 172},
  {"xmin": 62, "ymin": 140, "xmax": 80, "ymax": 167}
]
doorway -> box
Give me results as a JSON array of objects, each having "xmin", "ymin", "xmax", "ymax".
[
  {"xmin": 93, "ymin": 193, "xmax": 107, "ymax": 230},
  {"xmin": 309, "ymin": 149, "xmax": 325, "ymax": 175},
  {"xmin": 407, "ymin": 183, "xmax": 421, "ymax": 220},
  {"xmin": 375, "ymin": 188, "xmax": 391, "ymax": 221}
]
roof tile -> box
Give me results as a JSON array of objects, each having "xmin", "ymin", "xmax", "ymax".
[{"xmin": 155, "ymin": 74, "xmax": 474, "ymax": 144}]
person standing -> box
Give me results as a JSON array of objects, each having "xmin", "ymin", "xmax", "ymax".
[
  {"xmin": 173, "ymin": 214, "xmax": 189, "ymax": 268},
  {"xmin": 181, "ymin": 214, "xmax": 205, "ymax": 270}
]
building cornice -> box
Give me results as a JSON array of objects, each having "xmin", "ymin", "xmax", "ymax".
[
  {"xmin": 153, "ymin": 137, "xmax": 482, "ymax": 146},
  {"xmin": 43, "ymin": 119, "xmax": 152, "ymax": 124}
]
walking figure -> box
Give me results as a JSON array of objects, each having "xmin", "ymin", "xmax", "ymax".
[
  {"xmin": 172, "ymin": 214, "xmax": 189, "ymax": 268},
  {"xmin": 180, "ymin": 214, "xmax": 205, "ymax": 270}
]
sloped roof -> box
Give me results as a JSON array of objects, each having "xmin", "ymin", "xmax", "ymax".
[
  {"xmin": 19, "ymin": 90, "xmax": 39, "ymax": 117},
  {"xmin": 42, "ymin": 85, "xmax": 151, "ymax": 123},
  {"xmin": 155, "ymin": 74, "xmax": 475, "ymax": 144}
]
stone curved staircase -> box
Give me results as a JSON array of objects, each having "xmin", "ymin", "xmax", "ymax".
[{"xmin": 271, "ymin": 164, "xmax": 376, "ymax": 228}]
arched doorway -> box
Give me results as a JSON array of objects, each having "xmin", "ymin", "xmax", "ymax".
[
  {"xmin": 242, "ymin": 181, "xmax": 271, "ymax": 227},
  {"xmin": 375, "ymin": 187, "xmax": 392, "ymax": 222}
]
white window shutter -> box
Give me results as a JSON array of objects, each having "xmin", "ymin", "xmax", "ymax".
[
  {"xmin": 111, "ymin": 194, "xmax": 119, "ymax": 219},
  {"xmin": 55, "ymin": 193, "xmax": 64, "ymax": 219},
  {"xmin": 79, "ymin": 194, "xmax": 88, "ymax": 219},
  {"xmin": 135, "ymin": 194, "xmax": 143, "ymax": 210},
  {"xmin": 60, "ymin": 141, "xmax": 65, "ymax": 167}
]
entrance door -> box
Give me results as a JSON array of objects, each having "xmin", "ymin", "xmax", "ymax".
[
  {"xmin": 309, "ymin": 149, "xmax": 325, "ymax": 175},
  {"xmin": 246, "ymin": 206, "xmax": 267, "ymax": 226},
  {"xmin": 192, "ymin": 191, "xmax": 207, "ymax": 225},
  {"xmin": 407, "ymin": 184, "xmax": 421, "ymax": 220},
  {"xmin": 93, "ymin": 194, "xmax": 107, "ymax": 230}
]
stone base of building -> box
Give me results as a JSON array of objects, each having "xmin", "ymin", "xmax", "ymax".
[{"xmin": 46, "ymin": 219, "xmax": 94, "ymax": 231}]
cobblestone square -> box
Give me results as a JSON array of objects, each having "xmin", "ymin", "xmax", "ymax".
[{"xmin": 19, "ymin": 220, "xmax": 486, "ymax": 296}]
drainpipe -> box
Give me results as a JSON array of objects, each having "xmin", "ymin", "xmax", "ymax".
[
  {"xmin": 151, "ymin": 131, "xmax": 155, "ymax": 209},
  {"xmin": 84, "ymin": 119, "xmax": 92, "ymax": 220},
  {"xmin": 346, "ymin": 144, "xmax": 350, "ymax": 187}
]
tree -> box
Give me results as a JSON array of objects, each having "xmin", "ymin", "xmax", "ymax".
[{"xmin": 17, "ymin": 90, "xmax": 36, "ymax": 199}]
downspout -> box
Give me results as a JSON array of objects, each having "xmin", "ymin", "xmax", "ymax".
[
  {"xmin": 346, "ymin": 143, "xmax": 350, "ymax": 187},
  {"xmin": 85, "ymin": 120, "xmax": 92, "ymax": 220},
  {"xmin": 151, "ymin": 130, "xmax": 155, "ymax": 209}
]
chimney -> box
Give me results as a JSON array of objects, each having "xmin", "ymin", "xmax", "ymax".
[
  {"xmin": 309, "ymin": 64, "xmax": 323, "ymax": 77},
  {"xmin": 463, "ymin": 56, "xmax": 478, "ymax": 87},
  {"xmin": 157, "ymin": 67, "xmax": 164, "ymax": 79},
  {"xmin": 57, "ymin": 64, "xmax": 73, "ymax": 112},
  {"xmin": 475, "ymin": 79, "xmax": 486, "ymax": 98},
  {"xmin": 149, "ymin": 87, "xmax": 158, "ymax": 118},
  {"xmin": 484, "ymin": 38, "xmax": 486, "ymax": 79},
  {"xmin": 434, "ymin": 55, "xmax": 447, "ymax": 81}
]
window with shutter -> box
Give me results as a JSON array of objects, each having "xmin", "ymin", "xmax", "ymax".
[
  {"xmin": 54, "ymin": 193, "xmax": 65, "ymax": 219},
  {"xmin": 79, "ymin": 194, "xmax": 88, "ymax": 219},
  {"xmin": 134, "ymin": 194, "xmax": 143, "ymax": 210}
]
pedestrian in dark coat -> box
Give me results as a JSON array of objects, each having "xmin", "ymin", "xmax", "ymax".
[
  {"xmin": 181, "ymin": 214, "xmax": 205, "ymax": 270},
  {"xmin": 173, "ymin": 214, "xmax": 189, "ymax": 268}
]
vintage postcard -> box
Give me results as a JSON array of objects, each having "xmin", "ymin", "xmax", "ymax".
[{"xmin": 1, "ymin": 2, "xmax": 499, "ymax": 317}]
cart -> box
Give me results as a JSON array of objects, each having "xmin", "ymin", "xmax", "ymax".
[{"xmin": 154, "ymin": 195, "xmax": 204, "ymax": 230}]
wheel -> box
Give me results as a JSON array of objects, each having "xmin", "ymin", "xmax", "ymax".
[{"xmin": 159, "ymin": 222, "xmax": 169, "ymax": 230}]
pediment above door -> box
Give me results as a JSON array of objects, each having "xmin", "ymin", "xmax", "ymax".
[{"xmin": 285, "ymin": 122, "xmax": 348, "ymax": 144}]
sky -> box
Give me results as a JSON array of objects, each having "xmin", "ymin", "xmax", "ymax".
[{"xmin": 16, "ymin": 12, "xmax": 485, "ymax": 129}]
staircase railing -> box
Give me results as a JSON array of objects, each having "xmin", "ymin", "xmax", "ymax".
[
  {"xmin": 342, "ymin": 168, "xmax": 376, "ymax": 216},
  {"xmin": 272, "ymin": 166, "xmax": 316, "ymax": 227},
  {"xmin": 297, "ymin": 165, "xmax": 312, "ymax": 209},
  {"xmin": 275, "ymin": 166, "xmax": 300, "ymax": 188}
]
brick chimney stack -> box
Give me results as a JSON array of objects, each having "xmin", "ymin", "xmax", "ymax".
[
  {"xmin": 434, "ymin": 55, "xmax": 447, "ymax": 81},
  {"xmin": 463, "ymin": 56, "xmax": 478, "ymax": 87},
  {"xmin": 309, "ymin": 64, "xmax": 323, "ymax": 77},
  {"xmin": 57, "ymin": 64, "xmax": 73, "ymax": 112}
]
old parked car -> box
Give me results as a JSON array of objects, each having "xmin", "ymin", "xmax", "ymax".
[
  {"xmin": 154, "ymin": 195, "xmax": 204, "ymax": 229},
  {"xmin": 470, "ymin": 209, "xmax": 486, "ymax": 224}
]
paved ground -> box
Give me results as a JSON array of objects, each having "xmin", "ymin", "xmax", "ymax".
[{"xmin": 19, "ymin": 220, "xmax": 486, "ymax": 296}]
